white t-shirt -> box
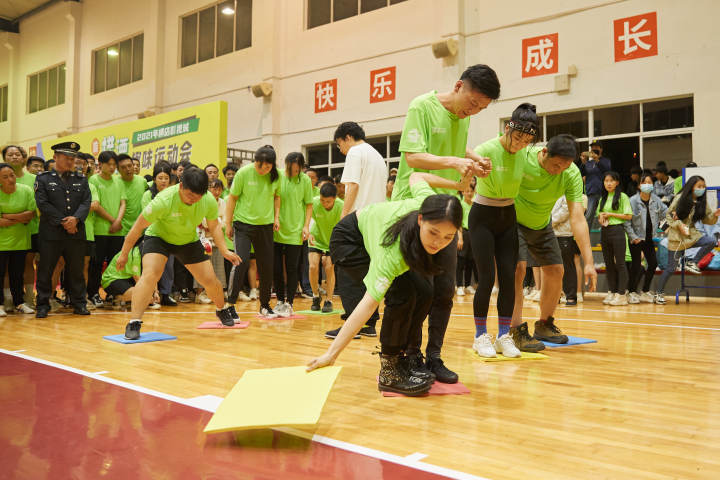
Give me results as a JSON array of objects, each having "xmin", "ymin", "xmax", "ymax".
[{"xmin": 340, "ymin": 142, "xmax": 388, "ymax": 213}]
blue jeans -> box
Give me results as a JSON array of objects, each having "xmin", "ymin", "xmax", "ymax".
[
  {"xmin": 585, "ymin": 194, "xmax": 600, "ymax": 230},
  {"xmin": 656, "ymin": 235, "xmax": 716, "ymax": 294}
]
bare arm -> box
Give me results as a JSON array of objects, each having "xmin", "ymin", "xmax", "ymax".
[
  {"xmin": 273, "ymin": 195, "xmax": 281, "ymax": 231},
  {"xmin": 341, "ymin": 182, "xmax": 359, "ymax": 218},
  {"xmin": 225, "ymin": 194, "xmax": 237, "ymax": 239},
  {"xmin": 207, "ymin": 218, "xmax": 241, "ymax": 265},
  {"xmin": 94, "ymin": 204, "xmax": 116, "ymax": 223},
  {"xmin": 302, "ymin": 203, "xmax": 312, "ymax": 240},
  {"xmin": 408, "ymin": 171, "xmax": 472, "ymax": 191},
  {"xmin": 568, "ymin": 200, "xmax": 597, "ymax": 292},
  {"xmin": 115, "ymin": 215, "xmax": 151, "ymax": 270}
]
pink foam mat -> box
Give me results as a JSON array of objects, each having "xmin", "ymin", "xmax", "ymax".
[
  {"xmin": 381, "ymin": 380, "xmax": 471, "ymax": 397},
  {"xmin": 197, "ymin": 320, "xmax": 251, "ymax": 329}
]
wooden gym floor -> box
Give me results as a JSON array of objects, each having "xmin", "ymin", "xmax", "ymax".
[{"xmin": 1, "ymin": 292, "xmax": 719, "ymax": 479}]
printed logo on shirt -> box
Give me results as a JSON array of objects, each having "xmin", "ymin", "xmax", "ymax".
[
  {"xmin": 431, "ymin": 127, "xmax": 447, "ymax": 135},
  {"xmin": 248, "ymin": 181, "xmax": 257, "ymax": 186},
  {"xmin": 407, "ymin": 129, "xmax": 420, "ymax": 144},
  {"xmin": 375, "ymin": 277, "xmax": 390, "ymax": 295},
  {"xmin": 171, "ymin": 212, "xmax": 182, "ymax": 217},
  {"xmin": 495, "ymin": 166, "xmax": 508, "ymax": 172},
  {"xmin": 144, "ymin": 205, "xmax": 152, "ymax": 215}
]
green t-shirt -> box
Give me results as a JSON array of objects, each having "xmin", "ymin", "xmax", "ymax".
[
  {"xmin": 143, "ymin": 184, "xmax": 218, "ymax": 245},
  {"xmin": 101, "ymin": 247, "xmax": 142, "ymax": 289},
  {"xmin": 674, "ymin": 176, "xmax": 683, "ymax": 195},
  {"xmin": 89, "ymin": 175, "xmax": 127, "ymax": 236},
  {"xmin": 358, "ymin": 181, "xmax": 436, "ymax": 301},
  {"xmin": 310, "ymin": 196, "xmax": 343, "ymax": 252},
  {"xmin": 15, "ymin": 172, "xmax": 38, "ymax": 235},
  {"xmin": 460, "ymin": 198, "xmax": 471, "ymax": 230},
  {"xmin": 515, "ymin": 148, "xmax": 584, "ymax": 230},
  {"xmin": 392, "ymin": 91, "xmax": 469, "ymax": 200},
  {"xmin": 141, "ymin": 189, "xmax": 153, "ymax": 209},
  {"xmin": 474, "ymin": 137, "xmax": 527, "ymax": 199},
  {"xmin": 0, "ymin": 184, "xmax": 36, "ymax": 251},
  {"xmin": 121, "ymin": 175, "xmax": 148, "ymax": 235},
  {"xmin": 274, "ymin": 172, "xmax": 314, "ymax": 245},
  {"xmin": 86, "ymin": 183, "xmax": 99, "ymax": 242},
  {"xmin": 229, "ymin": 164, "xmax": 280, "ymax": 225},
  {"xmin": 221, "ymin": 188, "xmax": 229, "ymax": 199},
  {"xmin": 596, "ymin": 191, "xmax": 632, "ymax": 225}
]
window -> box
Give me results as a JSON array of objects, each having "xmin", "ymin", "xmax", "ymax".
[
  {"xmin": 0, "ymin": 84, "xmax": 7, "ymax": 122},
  {"xmin": 304, "ymin": 133, "xmax": 399, "ymax": 176},
  {"xmin": 593, "ymin": 104, "xmax": 640, "ymax": 136},
  {"xmin": 643, "ymin": 97, "xmax": 693, "ymax": 131},
  {"xmin": 27, "ymin": 64, "xmax": 65, "ymax": 113},
  {"xmin": 546, "ymin": 111, "xmax": 588, "ymax": 140},
  {"xmin": 181, "ymin": 0, "xmax": 252, "ymax": 68},
  {"xmin": 307, "ymin": 0, "xmax": 406, "ymax": 29},
  {"xmin": 93, "ymin": 33, "xmax": 144, "ymax": 94}
]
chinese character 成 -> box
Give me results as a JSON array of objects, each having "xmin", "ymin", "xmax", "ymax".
[{"xmin": 525, "ymin": 38, "xmax": 554, "ymax": 73}]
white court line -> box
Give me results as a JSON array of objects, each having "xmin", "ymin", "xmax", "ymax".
[
  {"xmin": 11, "ymin": 349, "xmax": 26, "ymax": 353},
  {"xmin": 406, "ymin": 452, "xmax": 429, "ymax": 462},
  {"xmin": 0, "ymin": 348, "xmax": 491, "ymax": 480},
  {"xmin": 92, "ymin": 371, "xmax": 109, "ymax": 375}
]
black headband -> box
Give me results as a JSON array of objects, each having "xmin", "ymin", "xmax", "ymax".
[{"xmin": 508, "ymin": 120, "xmax": 538, "ymax": 137}]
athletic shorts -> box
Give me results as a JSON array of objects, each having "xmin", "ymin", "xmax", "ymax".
[
  {"xmin": 142, "ymin": 236, "xmax": 209, "ymax": 265},
  {"xmin": 104, "ymin": 278, "xmax": 135, "ymax": 297},
  {"xmin": 518, "ymin": 223, "xmax": 563, "ymax": 266},
  {"xmin": 308, "ymin": 247, "xmax": 330, "ymax": 256}
]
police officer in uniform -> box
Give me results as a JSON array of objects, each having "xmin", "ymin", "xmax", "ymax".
[{"xmin": 35, "ymin": 142, "xmax": 92, "ymax": 318}]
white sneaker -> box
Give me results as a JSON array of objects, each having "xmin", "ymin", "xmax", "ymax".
[
  {"xmin": 249, "ymin": 288, "xmax": 259, "ymax": 300},
  {"xmin": 148, "ymin": 303, "xmax": 161, "ymax": 310},
  {"xmin": 238, "ymin": 291, "xmax": 251, "ymax": 302},
  {"xmin": 654, "ymin": 293, "xmax": 666, "ymax": 305},
  {"xmin": 577, "ymin": 293, "xmax": 584, "ymax": 303},
  {"xmin": 610, "ymin": 292, "xmax": 628, "ymax": 306},
  {"xmin": 16, "ymin": 303, "xmax": 35, "ymax": 314},
  {"xmin": 466, "ymin": 285, "xmax": 476, "ymax": 294},
  {"xmin": 275, "ymin": 302, "xmax": 291, "ymax": 318},
  {"xmin": 603, "ymin": 292, "xmax": 614, "ymax": 305},
  {"xmin": 472, "ymin": 333, "xmax": 497, "ymax": 358},
  {"xmin": 86, "ymin": 300, "xmax": 97, "ymax": 311},
  {"xmin": 523, "ymin": 286, "xmax": 532, "ymax": 297},
  {"xmin": 259, "ymin": 306, "xmax": 278, "ymax": 319},
  {"xmin": 628, "ymin": 292, "xmax": 641, "ymax": 304},
  {"xmin": 195, "ymin": 291, "xmax": 212, "ymax": 304},
  {"xmin": 0, "ymin": 306, "xmax": 6, "ymax": 317},
  {"xmin": 685, "ymin": 262, "xmax": 702, "ymax": 274},
  {"xmin": 456, "ymin": 286, "xmax": 465, "ymax": 296},
  {"xmin": 530, "ymin": 290, "xmax": 541, "ymax": 302},
  {"xmin": 639, "ymin": 291, "xmax": 655, "ymax": 303},
  {"xmin": 559, "ymin": 292, "xmax": 566, "ymax": 304},
  {"xmin": 494, "ymin": 333, "xmax": 521, "ymax": 358}
]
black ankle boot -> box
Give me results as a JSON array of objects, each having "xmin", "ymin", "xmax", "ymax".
[
  {"xmin": 403, "ymin": 352, "xmax": 436, "ymax": 382},
  {"xmin": 378, "ymin": 354, "xmax": 432, "ymax": 396}
]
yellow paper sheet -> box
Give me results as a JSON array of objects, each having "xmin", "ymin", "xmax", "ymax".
[
  {"xmin": 204, "ymin": 366, "xmax": 342, "ymax": 433},
  {"xmin": 467, "ymin": 349, "xmax": 548, "ymax": 362}
]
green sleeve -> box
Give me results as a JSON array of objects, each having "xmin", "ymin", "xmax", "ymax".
[
  {"xmin": 398, "ymin": 106, "xmax": 428, "ymax": 154},
  {"xmin": 410, "ymin": 181, "xmax": 435, "ymax": 201},
  {"xmin": 229, "ymin": 169, "xmax": 243, "ymax": 197},
  {"xmin": 564, "ymin": 166, "xmax": 584, "ymax": 203},
  {"xmin": 204, "ymin": 194, "xmax": 219, "ymax": 221},
  {"xmin": 27, "ymin": 188, "xmax": 37, "ymax": 212},
  {"xmin": 303, "ymin": 176, "xmax": 313, "ymax": 205},
  {"xmin": 142, "ymin": 195, "xmax": 166, "ymax": 224},
  {"xmin": 621, "ymin": 193, "xmax": 632, "ymax": 215}
]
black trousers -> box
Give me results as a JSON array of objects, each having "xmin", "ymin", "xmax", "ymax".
[
  {"xmin": 37, "ymin": 239, "xmax": 86, "ymax": 308},
  {"xmin": 228, "ymin": 222, "xmax": 273, "ymax": 305},
  {"xmin": 173, "ymin": 258, "xmax": 193, "ymax": 291},
  {"xmin": 381, "ymin": 270, "xmax": 434, "ymax": 355},
  {"xmin": 88, "ymin": 235, "xmax": 124, "ymax": 297},
  {"xmin": 273, "ymin": 243, "xmax": 303, "ymax": 304},
  {"xmin": 629, "ymin": 239, "xmax": 658, "ymax": 293},
  {"xmin": 456, "ymin": 228, "xmax": 476, "ymax": 287},
  {"xmin": 600, "ymin": 224, "xmax": 628, "ymax": 293},
  {"xmin": 0, "ymin": 251, "xmax": 27, "ymax": 306},
  {"xmin": 329, "ymin": 213, "xmax": 379, "ymax": 326},
  {"xmin": 557, "ymin": 236, "xmax": 579, "ymax": 301}
]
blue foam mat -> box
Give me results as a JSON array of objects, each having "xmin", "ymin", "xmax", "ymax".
[
  {"xmin": 542, "ymin": 336, "xmax": 597, "ymax": 347},
  {"xmin": 103, "ymin": 332, "xmax": 177, "ymax": 344}
]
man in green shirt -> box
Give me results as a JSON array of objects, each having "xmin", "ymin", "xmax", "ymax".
[
  {"xmin": 309, "ymin": 183, "xmax": 343, "ymax": 313},
  {"xmin": 391, "ymin": 64, "xmax": 499, "ymax": 383},
  {"xmin": 101, "ymin": 246, "xmax": 145, "ymax": 308},
  {"xmin": 117, "ymin": 154, "xmax": 148, "ymax": 236},
  {"xmin": 117, "ymin": 167, "xmax": 241, "ymax": 340},
  {"xmin": 510, "ymin": 135, "xmax": 598, "ymax": 351}
]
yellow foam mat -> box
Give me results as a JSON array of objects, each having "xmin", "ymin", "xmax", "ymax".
[
  {"xmin": 467, "ymin": 348, "xmax": 549, "ymax": 362},
  {"xmin": 204, "ymin": 366, "xmax": 342, "ymax": 433}
]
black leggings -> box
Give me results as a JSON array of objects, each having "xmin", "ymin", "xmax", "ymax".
[
  {"xmin": 629, "ymin": 239, "xmax": 658, "ymax": 293},
  {"xmin": 88, "ymin": 235, "xmax": 124, "ymax": 297},
  {"xmin": 273, "ymin": 243, "xmax": 302, "ymax": 304},
  {"xmin": 600, "ymin": 224, "xmax": 628, "ymax": 293},
  {"xmin": 0, "ymin": 251, "xmax": 27, "ymax": 306},
  {"xmin": 381, "ymin": 270, "xmax": 433, "ymax": 355},
  {"xmin": 456, "ymin": 228, "xmax": 476, "ymax": 287},
  {"xmin": 469, "ymin": 203, "xmax": 518, "ymax": 320},
  {"xmin": 228, "ymin": 222, "xmax": 274, "ymax": 306}
]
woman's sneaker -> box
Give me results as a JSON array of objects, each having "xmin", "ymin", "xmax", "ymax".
[
  {"xmin": 456, "ymin": 286, "xmax": 465, "ymax": 296},
  {"xmin": 472, "ymin": 333, "xmax": 497, "ymax": 357},
  {"xmin": 577, "ymin": 292, "xmax": 584, "ymax": 303},
  {"xmin": 195, "ymin": 291, "xmax": 212, "ymax": 304},
  {"xmin": 610, "ymin": 292, "xmax": 629, "ymax": 306},
  {"xmin": 311, "ymin": 296, "xmax": 321, "ymax": 311},
  {"xmin": 216, "ymin": 307, "xmax": 235, "ymax": 326},
  {"xmin": 603, "ymin": 292, "xmax": 614, "ymax": 304},
  {"xmin": 275, "ymin": 302, "xmax": 292, "ymax": 318},
  {"xmin": 685, "ymin": 261, "xmax": 702, "ymax": 274},
  {"xmin": 654, "ymin": 293, "xmax": 666, "ymax": 305},
  {"xmin": 466, "ymin": 285, "xmax": 476, "ymax": 294},
  {"xmin": 124, "ymin": 320, "xmax": 142, "ymax": 340},
  {"xmin": 494, "ymin": 333, "xmax": 521, "ymax": 358},
  {"xmin": 321, "ymin": 300, "xmax": 333, "ymax": 313},
  {"xmin": 249, "ymin": 288, "xmax": 259, "ymax": 300},
  {"xmin": 259, "ymin": 306, "xmax": 278, "ymax": 319},
  {"xmin": 628, "ymin": 292, "xmax": 641, "ymax": 304},
  {"xmin": 16, "ymin": 303, "xmax": 35, "ymax": 314},
  {"xmin": 238, "ymin": 291, "xmax": 252, "ymax": 302},
  {"xmin": 639, "ymin": 291, "xmax": 655, "ymax": 303}
]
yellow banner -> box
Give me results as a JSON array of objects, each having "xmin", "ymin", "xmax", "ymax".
[{"xmin": 29, "ymin": 101, "xmax": 227, "ymax": 176}]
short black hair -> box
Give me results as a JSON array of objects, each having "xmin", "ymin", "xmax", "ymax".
[
  {"xmin": 222, "ymin": 164, "xmax": 239, "ymax": 175},
  {"xmin": 333, "ymin": 122, "xmax": 366, "ymax": 141},
  {"xmin": 98, "ymin": 151, "xmax": 117, "ymax": 164},
  {"xmin": 590, "ymin": 141, "xmax": 603, "ymax": 148},
  {"xmin": 547, "ymin": 134, "xmax": 578, "ymax": 160},
  {"xmin": 655, "ymin": 164, "xmax": 668, "ymax": 175},
  {"xmin": 27, "ymin": 156, "xmax": 45, "ymax": 167},
  {"xmin": 116, "ymin": 153, "xmax": 133, "ymax": 165},
  {"xmin": 318, "ymin": 175, "xmax": 334, "ymax": 185},
  {"xmin": 630, "ymin": 165, "xmax": 642, "ymax": 175},
  {"xmin": 210, "ymin": 179, "xmax": 224, "ymax": 190},
  {"xmin": 180, "ymin": 166, "xmax": 209, "ymax": 195},
  {"xmin": 45, "ymin": 159, "xmax": 55, "ymax": 170},
  {"xmin": 205, "ymin": 163, "xmax": 219, "ymax": 172},
  {"xmin": 460, "ymin": 64, "xmax": 501, "ymax": 99},
  {"xmin": 320, "ymin": 182, "xmax": 337, "ymax": 198},
  {"xmin": 132, "ymin": 157, "xmax": 140, "ymax": 164},
  {"xmin": 179, "ymin": 160, "xmax": 193, "ymax": 169}
]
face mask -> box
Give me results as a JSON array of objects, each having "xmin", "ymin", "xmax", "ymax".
[
  {"xmin": 694, "ymin": 188, "xmax": 706, "ymax": 198},
  {"xmin": 640, "ymin": 184, "xmax": 654, "ymax": 194}
]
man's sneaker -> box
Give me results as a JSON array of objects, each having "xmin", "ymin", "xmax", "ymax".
[
  {"xmin": 426, "ymin": 357, "xmax": 458, "ymax": 384},
  {"xmin": 49, "ymin": 298, "xmax": 63, "ymax": 312},
  {"xmin": 324, "ymin": 326, "xmax": 360, "ymax": 339},
  {"xmin": 321, "ymin": 300, "xmax": 333, "ymax": 313},
  {"xmin": 358, "ymin": 325, "xmax": 376, "ymax": 337},
  {"xmin": 195, "ymin": 291, "xmax": 212, "ymax": 304},
  {"xmin": 577, "ymin": 292, "xmax": 584, "ymax": 303},
  {"xmin": 654, "ymin": 293, "xmax": 666, "ymax": 305},
  {"xmin": 259, "ymin": 305, "xmax": 278, "ymax": 319},
  {"xmin": 466, "ymin": 285, "xmax": 476, "ymax": 294},
  {"xmin": 685, "ymin": 261, "xmax": 702, "ymax": 274},
  {"xmin": 238, "ymin": 291, "xmax": 252, "ymax": 302},
  {"xmin": 16, "ymin": 303, "xmax": 35, "ymax": 314},
  {"xmin": 124, "ymin": 320, "xmax": 142, "ymax": 340},
  {"xmin": 160, "ymin": 294, "xmax": 177, "ymax": 306},
  {"xmin": 494, "ymin": 333, "xmax": 521, "ymax": 358},
  {"xmin": 179, "ymin": 289, "xmax": 191, "ymax": 303},
  {"xmin": 311, "ymin": 296, "xmax": 321, "ymax": 311},
  {"xmin": 610, "ymin": 292, "xmax": 629, "ymax": 306},
  {"xmin": 628, "ymin": 292, "xmax": 641, "ymax": 304},
  {"xmin": 249, "ymin": 288, "xmax": 259, "ymax": 300},
  {"xmin": 456, "ymin": 286, "xmax": 465, "ymax": 296},
  {"xmin": 472, "ymin": 333, "xmax": 497, "ymax": 358},
  {"xmin": 91, "ymin": 294, "xmax": 104, "ymax": 307},
  {"xmin": 639, "ymin": 291, "xmax": 655, "ymax": 303},
  {"xmin": 565, "ymin": 297, "xmax": 578, "ymax": 306},
  {"xmin": 533, "ymin": 317, "xmax": 568, "ymax": 344},
  {"xmin": 509, "ymin": 322, "xmax": 546, "ymax": 352},
  {"xmin": 216, "ymin": 307, "xmax": 235, "ymax": 326},
  {"xmin": 529, "ymin": 289, "xmax": 541, "ymax": 302},
  {"xmin": 35, "ymin": 306, "xmax": 49, "ymax": 318},
  {"xmin": 603, "ymin": 292, "xmax": 614, "ymax": 305}
]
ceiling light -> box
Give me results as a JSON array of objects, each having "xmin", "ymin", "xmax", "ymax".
[
  {"xmin": 221, "ymin": 6, "xmax": 235, "ymax": 15},
  {"xmin": 107, "ymin": 49, "xmax": 118, "ymax": 56}
]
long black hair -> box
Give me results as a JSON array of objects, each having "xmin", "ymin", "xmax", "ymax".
[
  {"xmin": 381, "ymin": 194, "xmax": 463, "ymax": 275},
  {"xmin": 255, "ymin": 145, "xmax": 279, "ymax": 183},
  {"xmin": 284, "ymin": 152, "xmax": 305, "ymax": 179},
  {"xmin": 599, "ymin": 171, "xmax": 622, "ymax": 211},
  {"xmin": 150, "ymin": 161, "xmax": 172, "ymax": 199},
  {"xmin": 675, "ymin": 175, "xmax": 707, "ymax": 223}
]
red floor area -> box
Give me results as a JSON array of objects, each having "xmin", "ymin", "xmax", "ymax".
[{"xmin": 0, "ymin": 353, "xmax": 451, "ymax": 480}]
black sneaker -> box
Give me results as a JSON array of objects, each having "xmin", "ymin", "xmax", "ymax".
[
  {"xmin": 36, "ymin": 306, "xmax": 49, "ymax": 319},
  {"xmin": 311, "ymin": 296, "xmax": 321, "ymax": 311},
  {"xmin": 160, "ymin": 294, "xmax": 177, "ymax": 306},
  {"xmin": 321, "ymin": 300, "xmax": 333, "ymax": 313},
  {"xmin": 216, "ymin": 308, "xmax": 235, "ymax": 326},
  {"xmin": 124, "ymin": 320, "xmax": 142, "ymax": 340},
  {"xmin": 405, "ymin": 353, "xmax": 436, "ymax": 382},
  {"xmin": 73, "ymin": 305, "xmax": 91, "ymax": 315},
  {"xmin": 565, "ymin": 298, "xmax": 578, "ymax": 306},
  {"xmin": 227, "ymin": 305, "xmax": 239, "ymax": 319},
  {"xmin": 324, "ymin": 326, "xmax": 360, "ymax": 339},
  {"xmin": 179, "ymin": 289, "xmax": 191, "ymax": 303},
  {"xmin": 91, "ymin": 294, "xmax": 104, "ymax": 308},
  {"xmin": 358, "ymin": 325, "xmax": 377, "ymax": 337},
  {"xmin": 426, "ymin": 357, "xmax": 458, "ymax": 384}
]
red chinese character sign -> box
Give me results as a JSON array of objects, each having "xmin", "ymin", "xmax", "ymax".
[
  {"xmin": 370, "ymin": 66, "xmax": 396, "ymax": 103},
  {"xmin": 315, "ymin": 79, "xmax": 337, "ymax": 113},
  {"xmin": 614, "ymin": 12, "xmax": 658, "ymax": 62},
  {"xmin": 522, "ymin": 33, "xmax": 558, "ymax": 78}
]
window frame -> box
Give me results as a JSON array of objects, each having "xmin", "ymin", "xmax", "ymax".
[
  {"xmin": 305, "ymin": 0, "xmax": 405, "ymax": 30},
  {"xmin": 0, "ymin": 84, "xmax": 8, "ymax": 123},
  {"xmin": 26, "ymin": 62, "xmax": 66, "ymax": 114},
  {"xmin": 91, "ymin": 32, "xmax": 144, "ymax": 95},
  {"xmin": 303, "ymin": 133, "xmax": 400, "ymax": 176}
]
